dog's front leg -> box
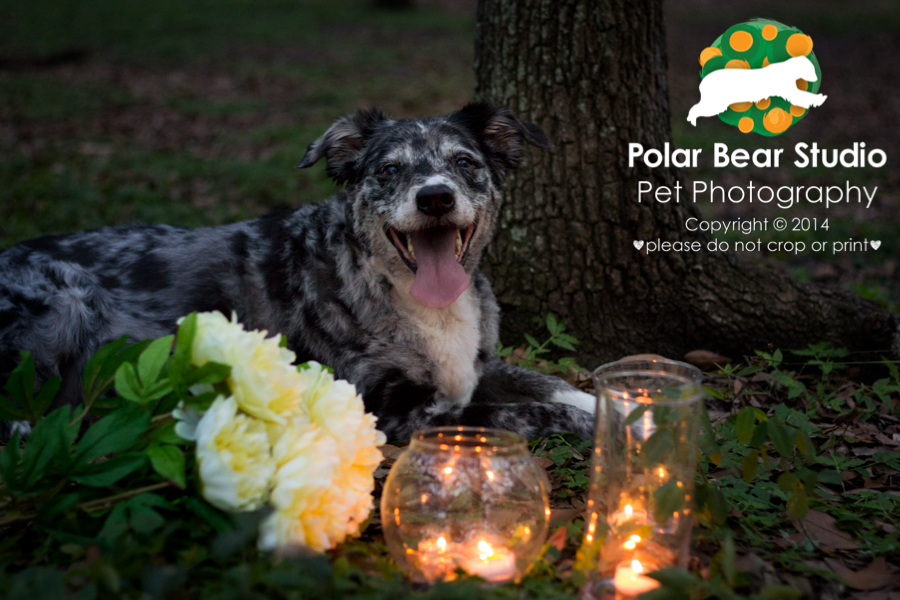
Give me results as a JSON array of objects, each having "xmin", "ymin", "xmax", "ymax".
[{"xmin": 405, "ymin": 399, "xmax": 595, "ymax": 441}]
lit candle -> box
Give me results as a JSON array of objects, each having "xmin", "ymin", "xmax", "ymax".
[
  {"xmin": 614, "ymin": 559, "xmax": 659, "ymax": 597},
  {"xmin": 461, "ymin": 540, "xmax": 517, "ymax": 583},
  {"xmin": 610, "ymin": 502, "xmax": 648, "ymax": 526}
]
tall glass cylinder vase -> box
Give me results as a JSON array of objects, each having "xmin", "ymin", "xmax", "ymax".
[{"xmin": 581, "ymin": 358, "xmax": 704, "ymax": 599}]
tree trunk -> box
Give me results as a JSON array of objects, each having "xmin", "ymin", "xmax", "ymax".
[{"xmin": 474, "ymin": 0, "xmax": 899, "ymax": 366}]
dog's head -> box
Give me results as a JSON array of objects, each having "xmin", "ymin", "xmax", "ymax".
[
  {"xmin": 297, "ymin": 102, "xmax": 551, "ymax": 309},
  {"xmin": 788, "ymin": 56, "xmax": 818, "ymax": 82}
]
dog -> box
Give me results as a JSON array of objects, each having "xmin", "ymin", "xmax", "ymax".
[
  {"xmin": 0, "ymin": 102, "xmax": 596, "ymax": 442},
  {"xmin": 688, "ymin": 55, "xmax": 826, "ymax": 125}
]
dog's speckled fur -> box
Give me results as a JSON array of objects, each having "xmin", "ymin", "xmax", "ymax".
[{"xmin": 0, "ymin": 103, "xmax": 595, "ymax": 441}]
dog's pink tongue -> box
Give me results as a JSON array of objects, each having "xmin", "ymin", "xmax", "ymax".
[{"xmin": 409, "ymin": 227, "xmax": 469, "ymax": 308}]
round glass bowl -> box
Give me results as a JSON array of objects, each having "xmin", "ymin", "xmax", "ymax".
[{"xmin": 381, "ymin": 426, "xmax": 551, "ymax": 584}]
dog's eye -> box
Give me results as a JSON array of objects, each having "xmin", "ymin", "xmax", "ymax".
[
  {"xmin": 381, "ymin": 164, "xmax": 399, "ymax": 177},
  {"xmin": 456, "ymin": 157, "xmax": 472, "ymax": 169}
]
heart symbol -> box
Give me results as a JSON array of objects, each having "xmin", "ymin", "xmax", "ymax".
[
  {"xmin": 633, "ymin": 240, "xmax": 644, "ymax": 251},
  {"xmin": 871, "ymin": 240, "xmax": 882, "ymax": 250}
]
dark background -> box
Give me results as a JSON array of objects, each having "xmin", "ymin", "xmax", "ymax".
[{"xmin": 1, "ymin": 0, "xmax": 897, "ymax": 313}]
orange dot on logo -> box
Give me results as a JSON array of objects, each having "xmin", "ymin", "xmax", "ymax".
[
  {"xmin": 762, "ymin": 57, "xmax": 770, "ymax": 67},
  {"xmin": 764, "ymin": 108, "xmax": 793, "ymax": 134},
  {"xmin": 738, "ymin": 117, "xmax": 755, "ymax": 133},
  {"xmin": 729, "ymin": 102, "xmax": 752, "ymax": 112},
  {"xmin": 729, "ymin": 31, "xmax": 753, "ymax": 52},
  {"xmin": 755, "ymin": 97, "xmax": 771, "ymax": 110},
  {"xmin": 790, "ymin": 105, "xmax": 807, "ymax": 117},
  {"xmin": 762, "ymin": 24, "xmax": 778, "ymax": 41},
  {"xmin": 786, "ymin": 33, "xmax": 813, "ymax": 57},
  {"xmin": 725, "ymin": 59, "xmax": 750, "ymax": 69},
  {"xmin": 796, "ymin": 79, "xmax": 808, "ymax": 91},
  {"xmin": 699, "ymin": 46, "xmax": 722, "ymax": 67}
]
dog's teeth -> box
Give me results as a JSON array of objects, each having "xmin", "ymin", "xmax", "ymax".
[
  {"xmin": 407, "ymin": 236, "xmax": 415, "ymax": 260},
  {"xmin": 455, "ymin": 229, "xmax": 462, "ymax": 258}
]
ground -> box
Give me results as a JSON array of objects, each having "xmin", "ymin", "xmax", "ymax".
[{"xmin": 1, "ymin": 1, "xmax": 899, "ymax": 598}]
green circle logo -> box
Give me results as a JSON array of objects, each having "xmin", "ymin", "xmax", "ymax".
[{"xmin": 694, "ymin": 19, "xmax": 823, "ymax": 136}]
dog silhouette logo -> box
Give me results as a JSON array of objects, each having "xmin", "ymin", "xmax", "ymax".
[{"xmin": 688, "ymin": 19, "xmax": 825, "ymax": 136}]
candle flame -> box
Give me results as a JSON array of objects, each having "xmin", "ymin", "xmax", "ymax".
[
  {"xmin": 631, "ymin": 559, "xmax": 643, "ymax": 574},
  {"xmin": 437, "ymin": 537, "xmax": 447, "ymax": 552},
  {"xmin": 630, "ymin": 534, "xmax": 641, "ymax": 542},
  {"xmin": 486, "ymin": 470, "xmax": 494, "ymax": 481},
  {"xmin": 624, "ymin": 540, "xmax": 636, "ymax": 549},
  {"xmin": 658, "ymin": 467, "xmax": 665, "ymax": 477},
  {"xmin": 624, "ymin": 504, "xmax": 633, "ymax": 517},
  {"xmin": 477, "ymin": 540, "xmax": 493, "ymax": 558},
  {"xmin": 421, "ymin": 494, "xmax": 428, "ymax": 504},
  {"xmin": 443, "ymin": 466, "xmax": 453, "ymax": 475}
]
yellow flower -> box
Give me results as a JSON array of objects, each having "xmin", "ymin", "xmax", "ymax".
[
  {"xmin": 195, "ymin": 396, "xmax": 275, "ymax": 512},
  {"xmin": 259, "ymin": 370, "xmax": 386, "ymax": 552},
  {"xmin": 188, "ymin": 311, "xmax": 310, "ymax": 423}
]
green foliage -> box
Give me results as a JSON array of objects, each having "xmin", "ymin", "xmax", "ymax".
[{"xmin": 497, "ymin": 314, "xmax": 585, "ymax": 377}]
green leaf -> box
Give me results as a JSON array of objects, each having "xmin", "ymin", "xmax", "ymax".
[
  {"xmin": 21, "ymin": 406, "xmax": 72, "ymax": 489},
  {"xmin": 4, "ymin": 351, "xmax": 35, "ymax": 407},
  {"xmin": 742, "ymin": 449, "xmax": 759, "ymax": 483},
  {"xmin": 70, "ymin": 452, "xmax": 147, "ymax": 487},
  {"xmin": 97, "ymin": 503, "xmax": 129, "ymax": 541},
  {"xmin": 524, "ymin": 333, "xmax": 541, "ymax": 349},
  {"xmin": 721, "ymin": 534, "xmax": 736, "ymax": 585},
  {"xmin": 36, "ymin": 492, "xmax": 80, "ymax": 522},
  {"xmin": 187, "ymin": 362, "xmax": 231, "ymax": 387},
  {"xmin": 652, "ymin": 479, "xmax": 686, "ymax": 525},
  {"xmin": 32, "ymin": 377, "xmax": 61, "ymax": 418},
  {"xmin": 749, "ymin": 421, "xmax": 769, "ymax": 449},
  {"xmin": 646, "ymin": 566, "xmax": 698, "ymax": 590},
  {"xmin": 755, "ymin": 585, "xmax": 803, "ymax": 600},
  {"xmin": 0, "ymin": 430, "xmax": 23, "ymax": 490},
  {"xmin": 185, "ymin": 497, "xmax": 233, "ymax": 535},
  {"xmin": 624, "ymin": 403, "xmax": 650, "ymax": 427},
  {"xmin": 73, "ymin": 404, "xmax": 151, "ymax": 467},
  {"xmin": 137, "ymin": 335, "xmax": 174, "ymax": 387},
  {"xmin": 83, "ymin": 337, "xmax": 152, "ymax": 405},
  {"xmin": 146, "ymin": 444, "xmax": 186, "ymax": 488},
  {"xmin": 767, "ymin": 419, "xmax": 797, "ymax": 457},
  {"xmin": 0, "ymin": 393, "xmax": 29, "ymax": 420},
  {"xmin": 735, "ymin": 406, "xmax": 756, "ymax": 444},
  {"xmin": 642, "ymin": 428, "xmax": 674, "ymax": 467},
  {"xmin": 777, "ymin": 471, "xmax": 798, "ymax": 492},
  {"xmin": 787, "ymin": 484, "xmax": 809, "ymax": 519},
  {"xmin": 114, "ymin": 363, "xmax": 143, "ymax": 403},
  {"xmin": 546, "ymin": 313, "xmax": 559, "ymax": 336}
]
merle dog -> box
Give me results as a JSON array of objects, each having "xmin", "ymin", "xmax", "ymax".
[{"xmin": 0, "ymin": 103, "xmax": 596, "ymax": 441}]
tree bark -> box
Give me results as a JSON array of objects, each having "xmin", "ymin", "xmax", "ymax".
[{"xmin": 474, "ymin": 0, "xmax": 899, "ymax": 366}]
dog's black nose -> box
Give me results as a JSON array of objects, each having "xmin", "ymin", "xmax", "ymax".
[{"xmin": 416, "ymin": 184, "xmax": 455, "ymax": 217}]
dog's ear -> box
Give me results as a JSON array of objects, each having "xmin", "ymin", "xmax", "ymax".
[
  {"xmin": 296, "ymin": 108, "xmax": 388, "ymax": 184},
  {"xmin": 449, "ymin": 102, "xmax": 552, "ymax": 171}
]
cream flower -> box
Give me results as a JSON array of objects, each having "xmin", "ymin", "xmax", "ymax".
[
  {"xmin": 195, "ymin": 395, "xmax": 275, "ymax": 512},
  {"xmin": 258, "ymin": 367, "xmax": 386, "ymax": 552},
  {"xmin": 258, "ymin": 419, "xmax": 340, "ymax": 552},
  {"xmin": 188, "ymin": 311, "xmax": 310, "ymax": 423}
]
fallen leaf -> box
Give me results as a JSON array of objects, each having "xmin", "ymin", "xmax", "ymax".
[
  {"xmin": 683, "ymin": 350, "xmax": 732, "ymax": 371},
  {"xmin": 533, "ymin": 456, "xmax": 555, "ymax": 470},
  {"xmin": 792, "ymin": 510, "xmax": 858, "ymax": 550},
  {"xmin": 549, "ymin": 508, "xmax": 583, "ymax": 526},
  {"xmin": 379, "ymin": 445, "xmax": 405, "ymax": 460},
  {"xmin": 547, "ymin": 526, "xmax": 567, "ymax": 552},
  {"xmin": 823, "ymin": 557, "xmax": 899, "ymax": 591},
  {"xmin": 774, "ymin": 532, "xmax": 806, "ymax": 548},
  {"xmin": 875, "ymin": 433, "xmax": 900, "ymax": 447}
]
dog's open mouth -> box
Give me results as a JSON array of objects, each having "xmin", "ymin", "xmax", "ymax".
[{"xmin": 386, "ymin": 223, "xmax": 476, "ymax": 309}]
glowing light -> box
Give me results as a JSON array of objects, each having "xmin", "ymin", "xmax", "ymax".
[
  {"xmin": 420, "ymin": 494, "xmax": 428, "ymax": 504},
  {"xmin": 624, "ymin": 504, "xmax": 633, "ymax": 517},
  {"xmin": 477, "ymin": 540, "xmax": 493, "ymax": 559},
  {"xmin": 630, "ymin": 534, "xmax": 641, "ymax": 542},
  {"xmin": 437, "ymin": 537, "xmax": 447, "ymax": 552},
  {"xmin": 486, "ymin": 470, "xmax": 495, "ymax": 481},
  {"xmin": 443, "ymin": 466, "xmax": 453, "ymax": 475},
  {"xmin": 632, "ymin": 559, "xmax": 644, "ymax": 574},
  {"xmin": 624, "ymin": 540, "xmax": 636, "ymax": 549}
]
